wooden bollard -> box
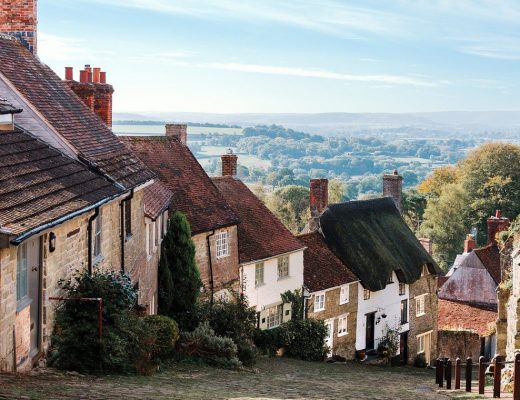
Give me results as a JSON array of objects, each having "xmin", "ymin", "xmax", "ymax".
[
  {"xmin": 494, "ymin": 355, "xmax": 504, "ymax": 398},
  {"xmin": 479, "ymin": 356, "xmax": 486, "ymax": 395},
  {"xmin": 514, "ymin": 353, "xmax": 520, "ymax": 400},
  {"xmin": 466, "ymin": 357, "xmax": 473, "ymax": 392},
  {"xmin": 436, "ymin": 359, "xmax": 441, "ymax": 385},
  {"xmin": 439, "ymin": 358, "xmax": 445, "ymax": 388},
  {"xmin": 455, "ymin": 358, "xmax": 461, "ymax": 390},
  {"xmin": 446, "ymin": 359, "xmax": 453, "ymax": 389}
]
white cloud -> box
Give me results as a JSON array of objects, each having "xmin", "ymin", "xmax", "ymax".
[{"xmin": 38, "ymin": 32, "xmax": 113, "ymax": 63}]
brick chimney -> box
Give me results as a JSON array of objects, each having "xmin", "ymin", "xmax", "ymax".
[
  {"xmin": 383, "ymin": 170, "xmax": 403, "ymax": 212},
  {"xmin": 487, "ymin": 210, "xmax": 510, "ymax": 245},
  {"xmin": 464, "ymin": 234, "xmax": 476, "ymax": 253},
  {"xmin": 419, "ymin": 238, "xmax": 432, "ymax": 255},
  {"xmin": 64, "ymin": 65, "xmax": 114, "ymax": 127},
  {"xmin": 0, "ymin": 0, "xmax": 38, "ymax": 53},
  {"xmin": 308, "ymin": 179, "xmax": 328, "ymax": 232},
  {"xmin": 165, "ymin": 123, "xmax": 187, "ymax": 144},
  {"xmin": 221, "ymin": 149, "xmax": 238, "ymax": 176}
]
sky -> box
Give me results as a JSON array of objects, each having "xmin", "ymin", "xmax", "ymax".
[{"xmin": 39, "ymin": 0, "xmax": 520, "ymax": 114}]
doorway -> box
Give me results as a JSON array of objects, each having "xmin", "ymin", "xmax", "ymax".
[
  {"xmin": 365, "ymin": 312, "xmax": 375, "ymax": 350},
  {"xmin": 399, "ymin": 332, "xmax": 408, "ymax": 364},
  {"xmin": 324, "ymin": 319, "xmax": 334, "ymax": 357}
]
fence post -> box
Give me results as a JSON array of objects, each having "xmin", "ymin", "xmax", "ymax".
[
  {"xmin": 455, "ymin": 358, "xmax": 461, "ymax": 390},
  {"xmin": 479, "ymin": 356, "xmax": 486, "ymax": 395},
  {"xmin": 494, "ymin": 355, "xmax": 504, "ymax": 398},
  {"xmin": 435, "ymin": 359, "xmax": 441, "ymax": 385},
  {"xmin": 514, "ymin": 353, "xmax": 520, "ymax": 400},
  {"xmin": 466, "ymin": 357, "xmax": 473, "ymax": 392},
  {"xmin": 446, "ymin": 359, "xmax": 452, "ymax": 390},
  {"xmin": 439, "ymin": 358, "xmax": 445, "ymax": 388}
]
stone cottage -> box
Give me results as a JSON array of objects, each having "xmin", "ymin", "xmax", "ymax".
[{"xmin": 212, "ymin": 152, "xmax": 306, "ymax": 329}]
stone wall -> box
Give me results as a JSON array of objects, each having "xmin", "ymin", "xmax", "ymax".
[
  {"xmin": 409, "ymin": 273, "xmax": 438, "ymax": 365},
  {"xmin": 438, "ymin": 330, "xmax": 481, "ymax": 360},
  {"xmin": 307, "ymin": 283, "xmax": 358, "ymax": 360}
]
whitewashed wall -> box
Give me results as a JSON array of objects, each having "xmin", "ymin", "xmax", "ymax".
[
  {"xmin": 241, "ymin": 250, "xmax": 304, "ymax": 311},
  {"xmin": 355, "ymin": 271, "xmax": 409, "ymax": 351}
]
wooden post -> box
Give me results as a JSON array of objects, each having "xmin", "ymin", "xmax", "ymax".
[
  {"xmin": 466, "ymin": 357, "xmax": 473, "ymax": 392},
  {"xmin": 494, "ymin": 355, "xmax": 504, "ymax": 398},
  {"xmin": 439, "ymin": 358, "xmax": 445, "ymax": 388},
  {"xmin": 479, "ymin": 356, "xmax": 486, "ymax": 395},
  {"xmin": 436, "ymin": 359, "xmax": 441, "ymax": 385},
  {"xmin": 446, "ymin": 359, "xmax": 453, "ymax": 389},
  {"xmin": 455, "ymin": 358, "xmax": 461, "ymax": 390},
  {"xmin": 514, "ymin": 353, "xmax": 520, "ymax": 400}
]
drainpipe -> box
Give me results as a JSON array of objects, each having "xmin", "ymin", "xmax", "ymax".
[
  {"xmin": 87, "ymin": 208, "xmax": 99, "ymax": 275},
  {"xmin": 119, "ymin": 189, "xmax": 134, "ymax": 273},
  {"xmin": 206, "ymin": 230, "xmax": 215, "ymax": 305}
]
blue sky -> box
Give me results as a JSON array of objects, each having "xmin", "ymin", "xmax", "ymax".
[{"xmin": 39, "ymin": 0, "xmax": 520, "ymax": 114}]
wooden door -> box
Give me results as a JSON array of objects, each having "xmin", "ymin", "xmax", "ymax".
[
  {"xmin": 27, "ymin": 236, "xmax": 41, "ymax": 358},
  {"xmin": 399, "ymin": 332, "xmax": 408, "ymax": 364},
  {"xmin": 424, "ymin": 332, "xmax": 432, "ymax": 365},
  {"xmin": 366, "ymin": 313, "xmax": 375, "ymax": 350}
]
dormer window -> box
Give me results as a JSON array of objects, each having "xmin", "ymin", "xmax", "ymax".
[{"xmin": 0, "ymin": 99, "xmax": 22, "ymax": 131}]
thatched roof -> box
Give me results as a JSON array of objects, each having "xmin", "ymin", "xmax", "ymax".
[{"xmin": 320, "ymin": 197, "xmax": 439, "ymax": 291}]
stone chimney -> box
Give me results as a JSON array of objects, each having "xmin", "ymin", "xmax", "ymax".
[
  {"xmin": 487, "ymin": 210, "xmax": 510, "ymax": 245},
  {"xmin": 221, "ymin": 149, "xmax": 238, "ymax": 176},
  {"xmin": 464, "ymin": 234, "xmax": 476, "ymax": 253},
  {"xmin": 64, "ymin": 65, "xmax": 114, "ymax": 127},
  {"xmin": 310, "ymin": 179, "xmax": 328, "ymax": 219},
  {"xmin": 165, "ymin": 123, "xmax": 187, "ymax": 144},
  {"xmin": 0, "ymin": 0, "xmax": 38, "ymax": 53},
  {"xmin": 383, "ymin": 170, "xmax": 403, "ymax": 212}
]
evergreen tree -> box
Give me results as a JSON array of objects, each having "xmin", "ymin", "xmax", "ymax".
[{"xmin": 158, "ymin": 211, "xmax": 202, "ymax": 329}]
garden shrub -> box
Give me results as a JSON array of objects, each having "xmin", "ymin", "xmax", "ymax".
[
  {"xmin": 414, "ymin": 353, "xmax": 427, "ymax": 368},
  {"xmin": 279, "ymin": 319, "xmax": 328, "ymax": 361},
  {"xmin": 178, "ymin": 322, "xmax": 242, "ymax": 369},
  {"xmin": 144, "ymin": 315, "xmax": 180, "ymax": 360},
  {"xmin": 377, "ymin": 327, "xmax": 400, "ymax": 365},
  {"xmin": 254, "ymin": 326, "xmax": 283, "ymax": 356}
]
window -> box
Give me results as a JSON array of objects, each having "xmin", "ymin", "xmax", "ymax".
[
  {"xmin": 399, "ymin": 282, "xmax": 406, "ymax": 296},
  {"xmin": 16, "ymin": 243, "xmax": 28, "ymax": 303},
  {"xmin": 416, "ymin": 331, "xmax": 432, "ymax": 356},
  {"xmin": 163, "ymin": 211, "xmax": 168, "ymax": 235},
  {"xmin": 400, "ymin": 299, "xmax": 408, "ymax": 324},
  {"xmin": 146, "ymin": 222, "xmax": 153, "ymax": 257},
  {"xmin": 417, "ymin": 334, "xmax": 425, "ymax": 354},
  {"xmin": 387, "ymin": 273, "xmax": 394, "ymax": 284},
  {"xmin": 154, "ymin": 220, "xmax": 159, "ymax": 249},
  {"xmin": 416, "ymin": 294, "xmax": 427, "ymax": 316},
  {"xmin": 314, "ymin": 293, "xmax": 325, "ymax": 311},
  {"xmin": 338, "ymin": 314, "xmax": 349, "ymax": 336},
  {"xmin": 340, "ymin": 284, "xmax": 349, "ymax": 304},
  {"xmin": 266, "ymin": 305, "xmax": 283, "ymax": 329},
  {"xmin": 421, "ymin": 265, "xmax": 430, "ymax": 277},
  {"xmin": 363, "ymin": 288, "xmax": 371, "ymax": 300},
  {"xmin": 216, "ymin": 231, "xmax": 229, "ymax": 258},
  {"xmin": 93, "ymin": 212, "xmax": 102, "ymax": 261},
  {"xmin": 123, "ymin": 199, "xmax": 132, "ymax": 238},
  {"xmin": 255, "ymin": 262, "xmax": 264, "ymax": 287},
  {"xmin": 277, "ymin": 256, "xmax": 289, "ymax": 278}
]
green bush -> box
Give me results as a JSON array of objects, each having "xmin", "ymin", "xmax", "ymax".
[
  {"xmin": 279, "ymin": 319, "xmax": 328, "ymax": 361},
  {"xmin": 144, "ymin": 315, "xmax": 180, "ymax": 360},
  {"xmin": 178, "ymin": 322, "xmax": 242, "ymax": 369},
  {"xmin": 414, "ymin": 353, "xmax": 427, "ymax": 368},
  {"xmin": 254, "ymin": 327, "xmax": 283, "ymax": 356},
  {"xmin": 377, "ymin": 327, "xmax": 400, "ymax": 365},
  {"xmin": 196, "ymin": 295, "xmax": 258, "ymax": 366}
]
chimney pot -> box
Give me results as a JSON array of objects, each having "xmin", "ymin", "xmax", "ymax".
[
  {"xmin": 496, "ymin": 210, "xmax": 502, "ymax": 218},
  {"xmin": 464, "ymin": 234, "xmax": 476, "ymax": 253},
  {"xmin": 165, "ymin": 123, "xmax": 188, "ymax": 144},
  {"xmin": 487, "ymin": 210, "xmax": 510, "ymax": 245},
  {"xmin": 383, "ymin": 170, "xmax": 403, "ymax": 212},
  {"xmin": 65, "ymin": 67, "xmax": 73, "ymax": 81},
  {"xmin": 93, "ymin": 67, "xmax": 101, "ymax": 83},
  {"xmin": 100, "ymin": 71, "xmax": 107, "ymax": 84},
  {"xmin": 221, "ymin": 149, "xmax": 238, "ymax": 176},
  {"xmin": 79, "ymin": 70, "xmax": 88, "ymax": 83}
]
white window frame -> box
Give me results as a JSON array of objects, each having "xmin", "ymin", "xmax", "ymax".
[
  {"xmin": 266, "ymin": 305, "xmax": 283, "ymax": 329},
  {"xmin": 337, "ymin": 314, "xmax": 349, "ymax": 337},
  {"xmin": 399, "ymin": 282, "xmax": 407, "ymax": 296},
  {"xmin": 339, "ymin": 284, "xmax": 349, "ymax": 305},
  {"xmin": 93, "ymin": 211, "xmax": 102, "ymax": 262},
  {"xmin": 363, "ymin": 288, "xmax": 371, "ymax": 300},
  {"xmin": 277, "ymin": 255, "xmax": 289, "ymax": 279},
  {"xmin": 416, "ymin": 294, "xmax": 427, "ymax": 317},
  {"xmin": 314, "ymin": 292, "xmax": 325, "ymax": 312},
  {"xmin": 162, "ymin": 210, "xmax": 168, "ymax": 236},
  {"xmin": 255, "ymin": 262, "xmax": 264, "ymax": 287},
  {"xmin": 416, "ymin": 331, "xmax": 432, "ymax": 354},
  {"xmin": 16, "ymin": 243, "xmax": 28, "ymax": 304},
  {"xmin": 146, "ymin": 222, "xmax": 153, "ymax": 258},
  {"xmin": 215, "ymin": 231, "xmax": 230, "ymax": 259}
]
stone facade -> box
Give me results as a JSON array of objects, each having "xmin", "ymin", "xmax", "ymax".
[
  {"xmin": 438, "ymin": 330, "xmax": 481, "ymax": 360},
  {"xmin": 408, "ymin": 272, "xmax": 438, "ymax": 365},
  {"xmin": 0, "ymin": 0, "xmax": 37, "ymax": 53},
  {"xmin": 192, "ymin": 226, "xmax": 240, "ymax": 295},
  {"xmin": 307, "ymin": 283, "xmax": 358, "ymax": 359}
]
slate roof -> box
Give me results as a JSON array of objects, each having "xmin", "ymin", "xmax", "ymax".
[
  {"xmin": 0, "ymin": 127, "xmax": 122, "ymax": 237},
  {"xmin": 212, "ymin": 176, "xmax": 305, "ymax": 264},
  {"xmin": 438, "ymin": 299, "xmax": 497, "ymax": 336},
  {"xmin": 0, "ymin": 36, "xmax": 154, "ymax": 189},
  {"xmin": 319, "ymin": 197, "xmax": 439, "ymax": 291},
  {"xmin": 0, "ymin": 98, "xmax": 21, "ymax": 114},
  {"xmin": 143, "ymin": 180, "xmax": 173, "ymax": 220},
  {"xmin": 298, "ymin": 231, "xmax": 357, "ymax": 293},
  {"xmin": 120, "ymin": 136, "xmax": 239, "ymax": 234}
]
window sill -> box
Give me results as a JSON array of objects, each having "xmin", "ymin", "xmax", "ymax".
[
  {"xmin": 16, "ymin": 297, "xmax": 32, "ymax": 313},
  {"xmin": 314, "ymin": 308, "xmax": 325, "ymax": 312},
  {"xmin": 125, "ymin": 234, "xmax": 133, "ymax": 242},
  {"xmin": 255, "ymin": 283, "xmax": 265, "ymax": 288},
  {"xmin": 277, "ymin": 275, "xmax": 290, "ymax": 281},
  {"xmin": 216, "ymin": 254, "xmax": 230, "ymax": 260},
  {"xmin": 338, "ymin": 332, "xmax": 348, "ymax": 337},
  {"xmin": 416, "ymin": 312, "xmax": 426, "ymax": 317},
  {"xmin": 93, "ymin": 255, "xmax": 104, "ymax": 267},
  {"xmin": 339, "ymin": 300, "xmax": 349, "ymax": 305}
]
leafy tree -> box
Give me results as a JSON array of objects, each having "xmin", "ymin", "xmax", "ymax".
[
  {"xmin": 417, "ymin": 165, "xmax": 458, "ymax": 197},
  {"xmin": 328, "ymin": 179, "xmax": 349, "ymax": 204},
  {"xmin": 266, "ymin": 185, "xmax": 310, "ymax": 233},
  {"xmin": 281, "ymin": 289, "xmax": 304, "ymax": 320},
  {"xmin": 401, "ymin": 189, "xmax": 427, "ymax": 233},
  {"xmin": 158, "ymin": 211, "xmax": 202, "ymax": 329}
]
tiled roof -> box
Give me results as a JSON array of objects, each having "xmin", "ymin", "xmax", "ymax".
[
  {"xmin": 0, "ymin": 128, "xmax": 122, "ymax": 236},
  {"xmin": 319, "ymin": 197, "xmax": 440, "ymax": 291},
  {"xmin": 0, "ymin": 37, "xmax": 154, "ymax": 189},
  {"xmin": 0, "ymin": 98, "xmax": 21, "ymax": 114},
  {"xmin": 143, "ymin": 180, "xmax": 173, "ymax": 220},
  {"xmin": 298, "ymin": 232, "xmax": 357, "ymax": 293},
  {"xmin": 212, "ymin": 176, "xmax": 305, "ymax": 264},
  {"xmin": 474, "ymin": 244, "xmax": 501, "ymax": 284},
  {"xmin": 438, "ymin": 299, "xmax": 497, "ymax": 336},
  {"xmin": 120, "ymin": 136, "xmax": 239, "ymax": 234}
]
